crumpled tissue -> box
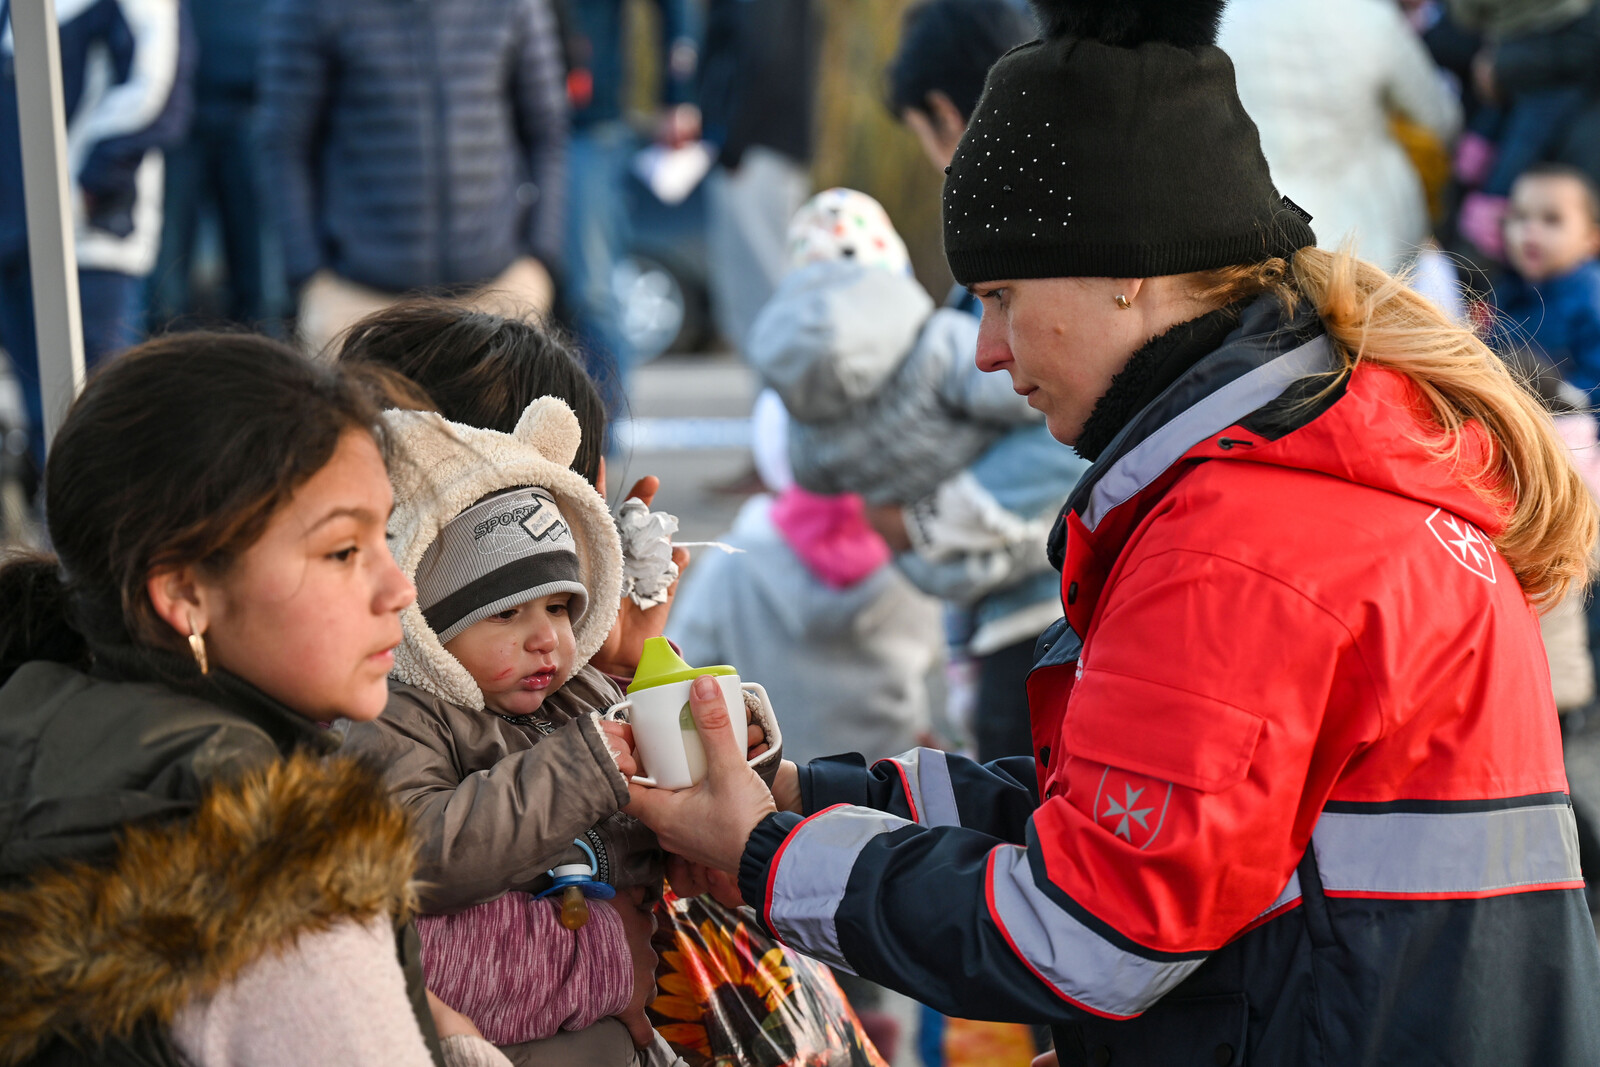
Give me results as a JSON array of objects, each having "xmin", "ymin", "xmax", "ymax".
[{"xmin": 617, "ymin": 498, "xmax": 680, "ymax": 609}]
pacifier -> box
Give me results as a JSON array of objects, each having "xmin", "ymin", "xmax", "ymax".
[{"xmin": 533, "ymin": 837, "xmax": 615, "ymax": 930}]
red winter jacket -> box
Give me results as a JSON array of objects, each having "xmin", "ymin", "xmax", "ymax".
[{"xmin": 738, "ymin": 298, "xmax": 1600, "ymax": 1066}]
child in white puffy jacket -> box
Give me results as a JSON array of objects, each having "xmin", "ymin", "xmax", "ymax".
[{"xmin": 746, "ymin": 188, "xmax": 1042, "ymax": 507}]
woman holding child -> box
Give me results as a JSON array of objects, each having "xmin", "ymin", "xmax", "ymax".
[{"xmin": 629, "ymin": 0, "xmax": 1600, "ymax": 1063}]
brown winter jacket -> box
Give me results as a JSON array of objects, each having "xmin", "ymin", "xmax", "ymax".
[{"xmin": 341, "ymin": 667, "xmax": 662, "ymax": 914}]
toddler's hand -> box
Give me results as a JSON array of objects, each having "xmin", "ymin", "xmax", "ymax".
[
  {"xmin": 599, "ymin": 719, "xmax": 640, "ymax": 781},
  {"xmin": 740, "ymin": 692, "xmax": 769, "ymax": 759}
]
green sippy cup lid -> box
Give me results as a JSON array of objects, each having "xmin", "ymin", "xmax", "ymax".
[{"xmin": 626, "ymin": 636, "xmax": 737, "ymax": 694}]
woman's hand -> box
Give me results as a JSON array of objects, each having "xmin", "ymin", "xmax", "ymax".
[
  {"xmin": 772, "ymin": 760, "xmax": 802, "ymax": 813},
  {"xmin": 667, "ymin": 855, "xmax": 746, "ymax": 907},
  {"xmin": 625, "ymin": 675, "xmax": 777, "ymax": 874},
  {"xmin": 591, "ymin": 476, "xmax": 691, "ymax": 679}
]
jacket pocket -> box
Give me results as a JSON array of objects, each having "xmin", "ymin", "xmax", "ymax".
[{"xmin": 1064, "ymin": 667, "xmax": 1265, "ymax": 793}]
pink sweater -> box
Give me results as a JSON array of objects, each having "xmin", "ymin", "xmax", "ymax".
[{"xmin": 416, "ymin": 894, "xmax": 632, "ymax": 1045}]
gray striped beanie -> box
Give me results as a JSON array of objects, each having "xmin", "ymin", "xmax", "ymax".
[{"xmin": 415, "ymin": 487, "xmax": 589, "ymax": 644}]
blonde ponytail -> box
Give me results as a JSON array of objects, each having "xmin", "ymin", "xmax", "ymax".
[{"xmin": 1194, "ymin": 246, "xmax": 1597, "ymax": 607}]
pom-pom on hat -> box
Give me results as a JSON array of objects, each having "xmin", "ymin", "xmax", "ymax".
[{"xmin": 942, "ymin": 0, "xmax": 1316, "ymax": 286}]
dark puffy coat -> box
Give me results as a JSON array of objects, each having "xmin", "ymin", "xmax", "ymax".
[
  {"xmin": 0, "ymin": 651, "xmax": 440, "ymax": 1066},
  {"xmin": 257, "ymin": 0, "xmax": 567, "ymax": 292},
  {"xmin": 698, "ymin": 0, "xmax": 818, "ymax": 168}
]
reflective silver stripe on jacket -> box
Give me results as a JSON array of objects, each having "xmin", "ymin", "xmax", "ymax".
[
  {"xmin": 1256, "ymin": 870, "xmax": 1303, "ymax": 917},
  {"xmin": 988, "ymin": 844, "xmax": 1206, "ymax": 1019},
  {"xmin": 877, "ymin": 748, "xmax": 961, "ymax": 828},
  {"xmin": 1312, "ymin": 802, "xmax": 1582, "ymax": 896},
  {"xmin": 767, "ymin": 806, "xmax": 914, "ymax": 973},
  {"xmin": 1083, "ymin": 336, "xmax": 1333, "ymax": 529}
]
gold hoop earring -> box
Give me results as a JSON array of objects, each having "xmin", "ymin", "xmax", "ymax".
[
  {"xmin": 187, "ymin": 615, "xmax": 209, "ymax": 675},
  {"xmin": 1115, "ymin": 294, "xmax": 1132, "ymax": 310}
]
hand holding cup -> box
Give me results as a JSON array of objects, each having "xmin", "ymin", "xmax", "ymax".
[{"xmin": 624, "ymin": 674, "xmax": 777, "ymax": 875}]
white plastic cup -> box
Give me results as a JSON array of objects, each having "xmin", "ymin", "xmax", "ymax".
[{"xmin": 604, "ymin": 676, "xmax": 778, "ymax": 790}]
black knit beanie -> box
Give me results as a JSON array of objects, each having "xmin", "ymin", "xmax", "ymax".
[{"xmin": 942, "ymin": 0, "xmax": 1316, "ymax": 285}]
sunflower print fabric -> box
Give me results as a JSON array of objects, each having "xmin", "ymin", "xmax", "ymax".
[{"xmin": 649, "ymin": 890, "xmax": 889, "ymax": 1067}]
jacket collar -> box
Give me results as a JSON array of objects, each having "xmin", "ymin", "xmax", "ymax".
[
  {"xmin": 1050, "ymin": 294, "xmax": 1328, "ymax": 568},
  {"xmin": 1048, "ymin": 292, "xmax": 1511, "ymax": 585},
  {"xmin": 89, "ymin": 644, "xmax": 338, "ymax": 758}
]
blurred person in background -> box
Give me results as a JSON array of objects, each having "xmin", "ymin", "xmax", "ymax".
[
  {"xmin": 558, "ymin": 0, "xmax": 699, "ymax": 417},
  {"xmin": 698, "ymin": 0, "xmax": 818, "ymax": 354},
  {"xmin": 1217, "ymin": 0, "xmax": 1461, "ymax": 278},
  {"xmin": 1491, "ymin": 163, "xmax": 1600, "ymax": 397},
  {"xmin": 666, "ymin": 387, "xmax": 944, "ymax": 771},
  {"xmin": 0, "ymin": 0, "xmax": 192, "ymax": 479},
  {"xmin": 146, "ymin": 0, "xmax": 281, "ymax": 335},
  {"xmin": 257, "ymin": 0, "xmax": 567, "ymax": 357},
  {"xmin": 883, "ymin": 0, "xmax": 1090, "ymax": 770},
  {"xmin": 1446, "ymin": 0, "xmax": 1600, "ymax": 262}
]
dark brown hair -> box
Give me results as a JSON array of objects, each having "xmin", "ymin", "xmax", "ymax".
[
  {"xmin": 334, "ymin": 301, "xmax": 607, "ymax": 486},
  {"xmin": 0, "ymin": 333, "xmax": 385, "ymax": 682}
]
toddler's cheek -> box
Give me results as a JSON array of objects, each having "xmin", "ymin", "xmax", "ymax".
[{"xmin": 464, "ymin": 643, "xmax": 523, "ymax": 688}]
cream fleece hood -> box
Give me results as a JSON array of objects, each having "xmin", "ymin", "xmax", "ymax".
[{"xmin": 384, "ymin": 398, "xmax": 623, "ymax": 710}]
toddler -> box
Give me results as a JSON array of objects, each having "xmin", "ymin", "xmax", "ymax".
[
  {"xmin": 342, "ymin": 397, "xmax": 670, "ymax": 1067},
  {"xmin": 746, "ymin": 188, "xmax": 1041, "ymax": 506},
  {"xmin": 1492, "ymin": 163, "xmax": 1600, "ymax": 397}
]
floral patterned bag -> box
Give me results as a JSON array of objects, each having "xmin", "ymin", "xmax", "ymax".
[{"xmin": 649, "ymin": 890, "xmax": 889, "ymax": 1067}]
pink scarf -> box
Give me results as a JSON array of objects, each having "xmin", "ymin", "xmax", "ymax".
[{"xmin": 769, "ymin": 486, "xmax": 891, "ymax": 589}]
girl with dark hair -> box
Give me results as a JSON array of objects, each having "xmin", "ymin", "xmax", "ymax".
[
  {"xmin": 630, "ymin": 1, "xmax": 1600, "ymax": 1063},
  {"xmin": 0, "ymin": 334, "xmax": 508, "ymax": 1067},
  {"xmin": 337, "ymin": 300, "xmax": 609, "ymax": 487}
]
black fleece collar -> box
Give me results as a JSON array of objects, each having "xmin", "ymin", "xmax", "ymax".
[
  {"xmin": 1074, "ymin": 300, "xmax": 1252, "ymax": 463},
  {"xmin": 1048, "ymin": 293, "xmax": 1327, "ymax": 571}
]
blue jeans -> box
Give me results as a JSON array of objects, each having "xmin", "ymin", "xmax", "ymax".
[
  {"xmin": 0, "ymin": 251, "xmax": 142, "ymax": 468},
  {"xmin": 565, "ymin": 122, "xmax": 634, "ymax": 418}
]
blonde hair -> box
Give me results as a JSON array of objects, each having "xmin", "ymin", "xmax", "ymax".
[{"xmin": 1192, "ymin": 245, "xmax": 1597, "ymax": 607}]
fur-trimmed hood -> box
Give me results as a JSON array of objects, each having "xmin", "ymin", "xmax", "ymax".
[
  {"xmin": 0, "ymin": 753, "xmax": 417, "ymax": 1066},
  {"xmin": 384, "ymin": 398, "xmax": 624, "ymax": 710}
]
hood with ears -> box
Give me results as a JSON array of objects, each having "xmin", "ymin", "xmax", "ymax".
[{"xmin": 384, "ymin": 398, "xmax": 623, "ymax": 710}]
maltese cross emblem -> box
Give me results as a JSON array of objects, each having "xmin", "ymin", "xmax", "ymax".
[
  {"xmin": 1424, "ymin": 507, "xmax": 1496, "ymax": 583},
  {"xmin": 1093, "ymin": 767, "xmax": 1173, "ymax": 850}
]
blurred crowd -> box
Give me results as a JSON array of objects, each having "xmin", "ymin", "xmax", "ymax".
[{"xmin": 5, "ymin": 1, "xmax": 1600, "ymax": 1063}]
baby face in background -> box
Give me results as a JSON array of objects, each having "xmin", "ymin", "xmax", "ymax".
[
  {"xmin": 444, "ymin": 591, "xmax": 577, "ymax": 716},
  {"xmin": 1505, "ymin": 173, "xmax": 1600, "ymax": 283}
]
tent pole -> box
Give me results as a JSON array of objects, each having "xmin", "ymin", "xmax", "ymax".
[{"xmin": 10, "ymin": 0, "xmax": 85, "ymax": 454}]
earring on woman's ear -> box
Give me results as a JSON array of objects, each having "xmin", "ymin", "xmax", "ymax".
[
  {"xmin": 1115, "ymin": 294, "xmax": 1132, "ymax": 310},
  {"xmin": 187, "ymin": 615, "xmax": 209, "ymax": 675}
]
